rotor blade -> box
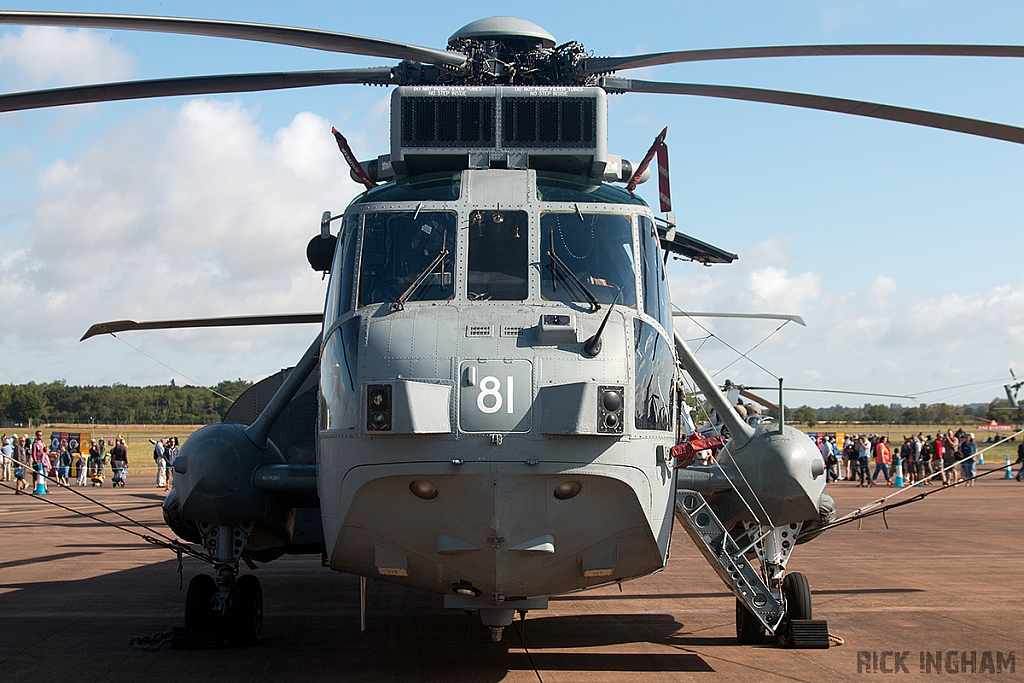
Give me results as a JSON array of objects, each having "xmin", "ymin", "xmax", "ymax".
[
  {"xmin": 81, "ymin": 313, "xmax": 324, "ymax": 341},
  {"xmin": 0, "ymin": 11, "xmax": 466, "ymax": 66},
  {"xmin": 583, "ymin": 44, "xmax": 1024, "ymax": 75},
  {"xmin": 601, "ymin": 77, "xmax": 1024, "ymax": 145},
  {"xmin": 739, "ymin": 389, "xmax": 778, "ymax": 411},
  {"xmin": 744, "ymin": 386, "xmax": 917, "ymax": 400},
  {"xmin": 0, "ymin": 68, "xmax": 393, "ymax": 113},
  {"xmin": 673, "ymin": 311, "xmax": 806, "ymax": 326}
]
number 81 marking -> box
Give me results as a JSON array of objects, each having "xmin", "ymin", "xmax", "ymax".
[{"xmin": 477, "ymin": 376, "xmax": 514, "ymax": 414}]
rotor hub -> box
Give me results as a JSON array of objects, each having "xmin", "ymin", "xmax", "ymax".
[
  {"xmin": 396, "ymin": 18, "xmax": 588, "ymax": 87},
  {"xmin": 449, "ymin": 17, "xmax": 556, "ymax": 49}
]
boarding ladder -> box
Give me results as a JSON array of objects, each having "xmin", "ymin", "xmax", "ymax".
[{"xmin": 674, "ymin": 489, "xmax": 783, "ymax": 633}]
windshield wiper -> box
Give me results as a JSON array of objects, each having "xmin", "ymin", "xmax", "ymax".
[
  {"xmin": 546, "ymin": 230, "xmax": 600, "ymax": 313},
  {"xmin": 392, "ymin": 230, "xmax": 449, "ymax": 312}
]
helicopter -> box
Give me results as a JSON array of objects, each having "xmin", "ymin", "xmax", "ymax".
[
  {"xmin": 1004, "ymin": 370, "xmax": 1024, "ymax": 410},
  {"xmin": 2, "ymin": 11, "xmax": 1023, "ymax": 650}
]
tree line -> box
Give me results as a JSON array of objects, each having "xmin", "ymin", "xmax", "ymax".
[
  {"xmin": 785, "ymin": 399, "xmax": 1023, "ymax": 427},
  {"xmin": 0, "ymin": 380, "xmax": 253, "ymax": 426},
  {"xmin": 4, "ymin": 379, "xmax": 1019, "ymax": 428}
]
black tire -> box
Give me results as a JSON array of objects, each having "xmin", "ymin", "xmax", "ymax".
[
  {"xmin": 778, "ymin": 572, "xmax": 812, "ymax": 647},
  {"xmin": 224, "ymin": 574, "xmax": 263, "ymax": 646},
  {"xmin": 736, "ymin": 599, "xmax": 766, "ymax": 645},
  {"xmin": 184, "ymin": 574, "xmax": 218, "ymax": 628}
]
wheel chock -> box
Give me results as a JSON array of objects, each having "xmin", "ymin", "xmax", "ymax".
[
  {"xmin": 171, "ymin": 625, "xmax": 228, "ymax": 650},
  {"xmin": 788, "ymin": 619, "xmax": 831, "ymax": 649}
]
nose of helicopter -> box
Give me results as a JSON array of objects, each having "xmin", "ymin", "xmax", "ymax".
[{"xmin": 321, "ymin": 461, "xmax": 668, "ymax": 600}]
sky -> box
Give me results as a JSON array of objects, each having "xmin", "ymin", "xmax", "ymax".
[{"xmin": 0, "ymin": 1, "xmax": 1021, "ymax": 409}]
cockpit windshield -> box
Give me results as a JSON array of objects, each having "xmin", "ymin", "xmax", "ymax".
[
  {"xmin": 540, "ymin": 212, "xmax": 637, "ymax": 309},
  {"xmin": 358, "ymin": 211, "xmax": 457, "ymax": 308},
  {"xmin": 467, "ymin": 209, "xmax": 529, "ymax": 301}
]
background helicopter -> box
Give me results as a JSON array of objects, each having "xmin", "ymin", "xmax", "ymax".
[
  {"xmin": 1004, "ymin": 370, "xmax": 1024, "ymax": 411},
  {"xmin": 1, "ymin": 3, "xmax": 1022, "ymax": 650}
]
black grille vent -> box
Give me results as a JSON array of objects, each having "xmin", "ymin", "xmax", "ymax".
[
  {"xmin": 502, "ymin": 98, "xmax": 596, "ymax": 148},
  {"xmin": 402, "ymin": 97, "xmax": 495, "ymax": 147}
]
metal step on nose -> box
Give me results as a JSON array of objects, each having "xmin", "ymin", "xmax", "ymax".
[{"xmin": 674, "ymin": 490, "xmax": 783, "ymax": 633}]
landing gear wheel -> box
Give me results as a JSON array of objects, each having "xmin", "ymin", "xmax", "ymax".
[
  {"xmin": 184, "ymin": 574, "xmax": 218, "ymax": 628},
  {"xmin": 736, "ymin": 599, "xmax": 766, "ymax": 645},
  {"xmin": 778, "ymin": 571, "xmax": 812, "ymax": 647},
  {"xmin": 224, "ymin": 574, "xmax": 263, "ymax": 645}
]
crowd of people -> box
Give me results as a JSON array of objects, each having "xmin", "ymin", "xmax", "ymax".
[
  {"xmin": 818, "ymin": 429, "xmax": 993, "ymax": 487},
  {"xmin": 0, "ymin": 431, "xmax": 179, "ymax": 491}
]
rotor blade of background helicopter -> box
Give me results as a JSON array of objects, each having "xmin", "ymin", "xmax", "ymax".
[
  {"xmin": 0, "ymin": 68, "xmax": 394, "ymax": 113},
  {"xmin": 672, "ymin": 311, "xmax": 807, "ymax": 326},
  {"xmin": 0, "ymin": 11, "xmax": 467, "ymax": 66},
  {"xmin": 739, "ymin": 389, "xmax": 778, "ymax": 411},
  {"xmin": 601, "ymin": 77, "xmax": 1024, "ymax": 145},
  {"xmin": 582, "ymin": 44, "xmax": 1024, "ymax": 75},
  {"xmin": 743, "ymin": 386, "xmax": 917, "ymax": 400},
  {"xmin": 81, "ymin": 313, "xmax": 324, "ymax": 341}
]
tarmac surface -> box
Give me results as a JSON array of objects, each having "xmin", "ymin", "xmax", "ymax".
[{"xmin": 1, "ymin": 465, "xmax": 1021, "ymax": 682}]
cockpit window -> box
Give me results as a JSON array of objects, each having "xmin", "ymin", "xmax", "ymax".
[
  {"xmin": 353, "ymin": 172, "xmax": 461, "ymax": 204},
  {"xmin": 357, "ymin": 211, "xmax": 457, "ymax": 308},
  {"xmin": 467, "ymin": 210, "xmax": 528, "ymax": 301},
  {"xmin": 638, "ymin": 215, "xmax": 673, "ymax": 333},
  {"xmin": 536, "ymin": 171, "xmax": 648, "ymax": 206},
  {"xmin": 540, "ymin": 213, "xmax": 637, "ymax": 309}
]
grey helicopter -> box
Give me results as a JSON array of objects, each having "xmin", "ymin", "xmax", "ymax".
[{"xmin": 3, "ymin": 11, "xmax": 1023, "ymax": 649}]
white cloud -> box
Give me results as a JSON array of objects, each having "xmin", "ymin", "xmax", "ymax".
[
  {"xmin": 867, "ymin": 275, "xmax": 897, "ymax": 299},
  {"xmin": 0, "ymin": 27, "xmax": 136, "ymax": 89},
  {"xmin": 0, "ymin": 98, "xmax": 362, "ymax": 371},
  {"xmin": 668, "ymin": 238, "xmax": 1024, "ymax": 404},
  {"xmin": 748, "ymin": 266, "xmax": 820, "ymax": 309}
]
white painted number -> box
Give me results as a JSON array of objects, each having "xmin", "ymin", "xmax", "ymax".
[{"xmin": 476, "ymin": 376, "xmax": 514, "ymax": 414}]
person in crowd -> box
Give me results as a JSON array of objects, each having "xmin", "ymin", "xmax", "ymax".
[
  {"xmin": 843, "ymin": 437, "xmax": 858, "ymax": 481},
  {"xmin": 960, "ymin": 433, "xmax": 977, "ymax": 486},
  {"xmin": 13, "ymin": 435, "xmax": 28, "ymax": 492},
  {"xmin": 164, "ymin": 437, "xmax": 179, "ymax": 491},
  {"xmin": 899, "ymin": 436, "xmax": 914, "ymax": 484},
  {"xmin": 110, "ymin": 438, "xmax": 129, "ymax": 488},
  {"xmin": 30, "ymin": 430, "xmax": 50, "ymax": 492},
  {"xmin": 871, "ymin": 435, "xmax": 892, "ymax": 486},
  {"xmin": 818, "ymin": 436, "xmax": 831, "ymax": 471},
  {"xmin": 1, "ymin": 436, "xmax": 12, "ymax": 482},
  {"xmin": 76, "ymin": 445, "xmax": 89, "ymax": 486},
  {"xmin": 56, "ymin": 444, "xmax": 72, "ymax": 486},
  {"xmin": 824, "ymin": 437, "xmax": 839, "ymax": 482},
  {"xmin": 942, "ymin": 431, "xmax": 958, "ymax": 486},
  {"xmin": 856, "ymin": 435, "xmax": 871, "ymax": 487},
  {"xmin": 912, "ymin": 433, "xmax": 926, "ymax": 485},
  {"xmin": 151, "ymin": 437, "xmax": 167, "ymax": 488},
  {"xmin": 917, "ymin": 436, "xmax": 933, "ymax": 483},
  {"xmin": 1015, "ymin": 440, "xmax": 1024, "ymax": 482},
  {"xmin": 931, "ymin": 433, "xmax": 946, "ymax": 485},
  {"xmin": 829, "ymin": 437, "xmax": 842, "ymax": 480},
  {"xmin": 88, "ymin": 439, "xmax": 104, "ymax": 486}
]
